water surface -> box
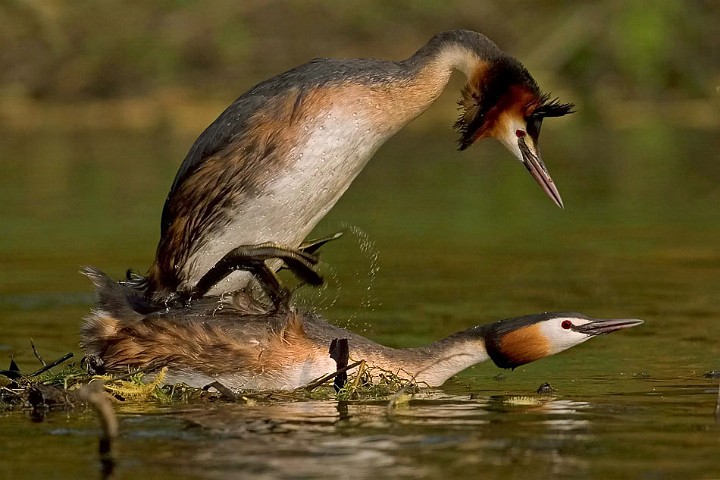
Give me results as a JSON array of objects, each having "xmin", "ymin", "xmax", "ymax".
[{"xmin": 1, "ymin": 124, "xmax": 719, "ymax": 478}]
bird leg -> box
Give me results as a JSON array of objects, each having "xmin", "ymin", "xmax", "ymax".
[
  {"xmin": 187, "ymin": 243, "xmax": 324, "ymax": 307},
  {"xmin": 277, "ymin": 231, "xmax": 343, "ymax": 275},
  {"xmin": 297, "ymin": 231, "xmax": 343, "ymax": 255}
]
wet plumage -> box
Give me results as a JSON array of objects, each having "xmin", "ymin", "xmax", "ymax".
[
  {"xmin": 81, "ymin": 264, "xmax": 641, "ymax": 391},
  {"xmin": 144, "ymin": 30, "xmax": 573, "ymax": 300}
]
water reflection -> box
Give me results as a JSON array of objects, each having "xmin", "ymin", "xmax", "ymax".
[{"xmin": 106, "ymin": 393, "xmax": 597, "ymax": 479}]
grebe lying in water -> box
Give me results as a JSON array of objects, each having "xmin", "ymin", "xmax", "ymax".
[{"xmin": 81, "ymin": 245, "xmax": 642, "ymax": 391}]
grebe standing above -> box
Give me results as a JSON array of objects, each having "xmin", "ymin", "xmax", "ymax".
[{"xmin": 144, "ymin": 30, "xmax": 574, "ymax": 301}]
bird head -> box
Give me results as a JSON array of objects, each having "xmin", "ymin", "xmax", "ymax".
[
  {"xmin": 482, "ymin": 312, "xmax": 643, "ymax": 369},
  {"xmin": 455, "ymin": 56, "xmax": 574, "ymax": 208}
]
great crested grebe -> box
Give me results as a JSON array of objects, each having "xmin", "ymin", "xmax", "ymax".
[
  {"xmin": 143, "ymin": 30, "xmax": 574, "ymax": 300},
  {"xmin": 81, "ymin": 246, "xmax": 642, "ymax": 391}
]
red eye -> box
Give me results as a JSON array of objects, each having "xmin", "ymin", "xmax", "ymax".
[
  {"xmin": 561, "ymin": 320, "xmax": 573, "ymax": 330},
  {"xmin": 515, "ymin": 129, "xmax": 526, "ymax": 138}
]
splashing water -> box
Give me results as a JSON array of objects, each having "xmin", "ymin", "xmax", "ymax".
[
  {"xmin": 289, "ymin": 224, "xmax": 380, "ymax": 332},
  {"xmin": 292, "ymin": 260, "xmax": 341, "ymax": 314},
  {"xmin": 335, "ymin": 223, "xmax": 381, "ymax": 332}
]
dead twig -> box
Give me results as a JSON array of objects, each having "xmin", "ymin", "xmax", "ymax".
[
  {"xmin": 386, "ymin": 353, "xmax": 467, "ymax": 416},
  {"xmin": 350, "ymin": 360, "xmax": 366, "ymax": 390},
  {"xmin": 79, "ymin": 380, "xmax": 118, "ymax": 477},
  {"xmin": 30, "ymin": 339, "xmax": 46, "ymax": 366},
  {"xmin": 305, "ymin": 360, "xmax": 364, "ymax": 392},
  {"xmin": 28, "ymin": 352, "xmax": 74, "ymax": 378}
]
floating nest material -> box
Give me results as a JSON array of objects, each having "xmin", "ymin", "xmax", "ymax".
[{"xmin": 0, "ymin": 340, "xmax": 421, "ymax": 414}]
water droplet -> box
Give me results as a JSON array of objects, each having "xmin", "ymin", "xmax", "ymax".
[{"xmin": 334, "ymin": 223, "xmax": 381, "ymax": 330}]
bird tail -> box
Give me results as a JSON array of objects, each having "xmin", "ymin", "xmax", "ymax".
[{"xmin": 80, "ymin": 266, "xmax": 145, "ymax": 358}]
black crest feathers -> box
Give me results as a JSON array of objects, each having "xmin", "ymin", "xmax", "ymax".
[{"xmin": 531, "ymin": 93, "xmax": 575, "ymax": 119}]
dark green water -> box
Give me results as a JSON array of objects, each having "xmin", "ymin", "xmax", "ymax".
[{"xmin": 1, "ymin": 122, "xmax": 719, "ymax": 479}]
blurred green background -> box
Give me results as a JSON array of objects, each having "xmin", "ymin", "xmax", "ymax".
[
  {"xmin": 1, "ymin": 4, "xmax": 720, "ymax": 478},
  {"xmin": 2, "ymin": 1, "xmax": 718, "ymax": 126}
]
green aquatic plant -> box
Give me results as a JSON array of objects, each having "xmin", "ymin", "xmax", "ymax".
[{"xmin": 96, "ymin": 367, "xmax": 169, "ymax": 401}]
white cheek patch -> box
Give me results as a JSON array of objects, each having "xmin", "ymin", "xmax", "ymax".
[
  {"xmin": 495, "ymin": 115, "xmax": 527, "ymax": 162},
  {"xmin": 539, "ymin": 318, "xmax": 593, "ymax": 355}
]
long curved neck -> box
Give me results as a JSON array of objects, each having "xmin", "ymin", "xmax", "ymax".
[
  {"xmin": 404, "ymin": 30, "xmax": 504, "ymax": 76},
  {"xmin": 409, "ymin": 326, "xmax": 490, "ymax": 386},
  {"xmin": 350, "ymin": 326, "xmax": 490, "ymax": 387},
  {"xmin": 384, "ymin": 30, "xmax": 504, "ymax": 129}
]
